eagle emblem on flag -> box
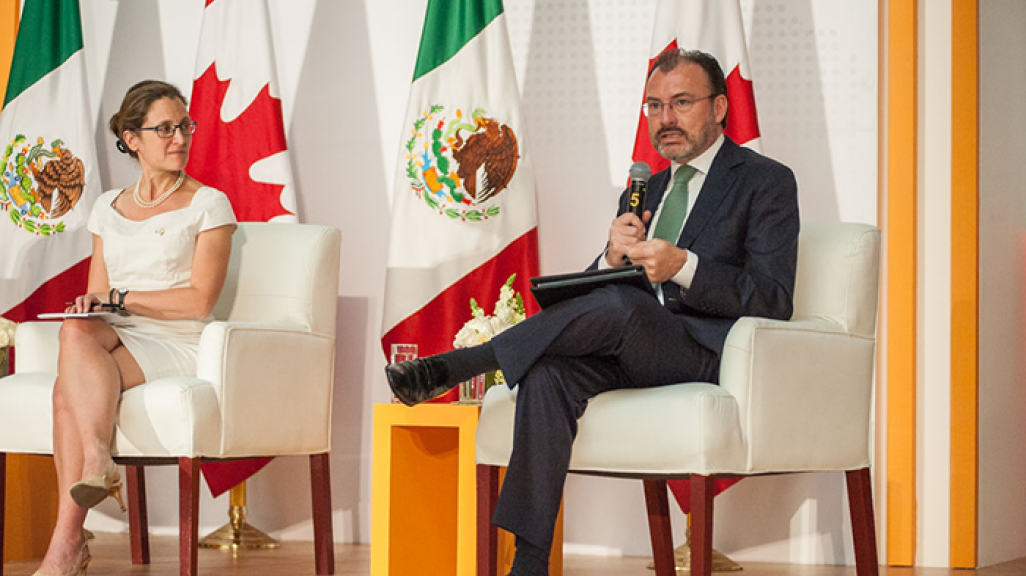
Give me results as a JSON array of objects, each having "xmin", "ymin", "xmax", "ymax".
[
  {"xmin": 1, "ymin": 135, "xmax": 85, "ymax": 235},
  {"xmin": 405, "ymin": 105, "xmax": 520, "ymax": 222}
]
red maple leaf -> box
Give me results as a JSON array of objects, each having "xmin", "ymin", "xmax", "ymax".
[
  {"xmin": 723, "ymin": 64, "xmax": 760, "ymax": 146},
  {"xmin": 187, "ymin": 63, "xmax": 293, "ymax": 222}
]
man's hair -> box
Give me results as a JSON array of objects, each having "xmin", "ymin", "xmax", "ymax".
[{"xmin": 648, "ymin": 49, "xmax": 728, "ymax": 127}]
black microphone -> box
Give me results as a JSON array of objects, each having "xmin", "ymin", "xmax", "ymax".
[{"xmin": 627, "ymin": 161, "xmax": 652, "ymax": 219}]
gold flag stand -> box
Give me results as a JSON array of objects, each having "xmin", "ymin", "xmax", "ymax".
[
  {"xmin": 199, "ymin": 481, "xmax": 280, "ymax": 551},
  {"xmin": 648, "ymin": 517, "xmax": 742, "ymax": 572}
]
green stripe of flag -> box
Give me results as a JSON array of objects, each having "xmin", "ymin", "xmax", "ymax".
[
  {"xmin": 3, "ymin": 0, "xmax": 84, "ymax": 108},
  {"xmin": 412, "ymin": 0, "xmax": 503, "ymax": 82}
]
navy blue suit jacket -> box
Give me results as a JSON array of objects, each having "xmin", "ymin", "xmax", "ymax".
[{"xmin": 591, "ymin": 137, "xmax": 800, "ymax": 357}]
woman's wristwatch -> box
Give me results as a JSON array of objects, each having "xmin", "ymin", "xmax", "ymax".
[{"xmin": 108, "ymin": 287, "xmax": 129, "ymax": 311}]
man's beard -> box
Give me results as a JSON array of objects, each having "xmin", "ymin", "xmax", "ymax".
[{"xmin": 653, "ymin": 119, "xmax": 719, "ymax": 165}]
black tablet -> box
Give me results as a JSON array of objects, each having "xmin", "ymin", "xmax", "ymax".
[{"xmin": 529, "ymin": 265, "xmax": 656, "ymax": 309}]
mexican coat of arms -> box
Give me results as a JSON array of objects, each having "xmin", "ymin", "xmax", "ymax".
[
  {"xmin": 405, "ymin": 106, "xmax": 520, "ymax": 222},
  {"xmin": 1, "ymin": 134, "xmax": 86, "ymax": 235}
]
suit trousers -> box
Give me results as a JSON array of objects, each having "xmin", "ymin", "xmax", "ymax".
[{"xmin": 489, "ymin": 284, "xmax": 720, "ymax": 551}]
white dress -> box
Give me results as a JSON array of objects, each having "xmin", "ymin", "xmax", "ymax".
[{"xmin": 86, "ymin": 186, "xmax": 237, "ymax": 381}]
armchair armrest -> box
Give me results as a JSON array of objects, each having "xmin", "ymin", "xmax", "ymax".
[
  {"xmin": 12, "ymin": 321, "xmax": 62, "ymax": 374},
  {"xmin": 197, "ymin": 321, "xmax": 336, "ymax": 456},
  {"xmin": 719, "ymin": 316, "xmax": 876, "ymax": 473}
]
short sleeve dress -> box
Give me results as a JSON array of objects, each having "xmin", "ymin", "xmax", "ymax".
[{"xmin": 86, "ymin": 186, "xmax": 237, "ymax": 381}]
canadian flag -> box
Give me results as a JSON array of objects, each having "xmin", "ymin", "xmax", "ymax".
[
  {"xmin": 634, "ymin": 0, "xmax": 760, "ymax": 172},
  {"xmin": 186, "ymin": 0, "xmax": 297, "ymax": 497},
  {"xmin": 632, "ymin": 0, "xmax": 760, "ymax": 513},
  {"xmin": 187, "ymin": 0, "xmax": 296, "ymax": 224}
]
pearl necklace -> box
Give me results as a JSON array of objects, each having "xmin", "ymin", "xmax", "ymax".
[{"xmin": 133, "ymin": 171, "xmax": 185, "ymax": 209}]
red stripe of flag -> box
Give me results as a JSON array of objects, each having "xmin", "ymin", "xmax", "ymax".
[{"xmin": 3, "ymin": 257, "xmax": 90, "ymax": 372}]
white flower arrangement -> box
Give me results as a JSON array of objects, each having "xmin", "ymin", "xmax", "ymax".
[
  {"xmin": 452, "ymin": 274, "xmax": 526, "ymax": 349},
  {"xmin": 0, "ymin": 317, "xmax": 17, "ymax": 348},
  {"xmin": 452, "ymin": 275, "xmax": 526, "ymax": 400}
]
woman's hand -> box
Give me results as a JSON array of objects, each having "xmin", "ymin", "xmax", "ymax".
[{"xmin": 66, "ymin": 293, "xmax": 103, "ymax": 314}]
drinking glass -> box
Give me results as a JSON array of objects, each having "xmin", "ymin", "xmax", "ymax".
[
  {"xmin": 389, "ymin": 343, "xmax": 418, "ymax": 404},
  {"xmin": 460, "ymin": 374, "xmax": 487, "ymax": 405}
]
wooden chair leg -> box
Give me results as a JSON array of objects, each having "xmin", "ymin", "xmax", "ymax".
[
  {"xmin": 178, "ymin": 457, "xmax": 200, "ymax": 576},
  {"xmin": 309, "ymin": 453, "xmax": 335, "ymax": 575},
  {"xmin": 126, "ymin": 465, "xmax": 150, "ymax": 564},
  {"xmin": 477, "ymin": 464, "xmax": 499, "ymax": 576},
  {"xmin": 846, "ymin": 468, "xmax": 880, "ymax": 576},
  {"xmin": 690, "ymin": 474, "xmax": 715, "ymax": 576},
  {"xmin": 1, "ymin": 452, "xmax": 7, "ymax": 576},
  {"xmin": 643, "ymin": 479, "xmax": 675, "ymax": 576}
]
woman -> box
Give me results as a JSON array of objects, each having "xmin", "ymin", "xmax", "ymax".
[{"xmin": 34, "ymin": 80, "xmax": 237, "ymax": 576}]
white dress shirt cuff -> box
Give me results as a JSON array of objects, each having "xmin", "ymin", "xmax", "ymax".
[{"xmin": 671, "ymin": 250, "xmax": 699, "ymax": 289}]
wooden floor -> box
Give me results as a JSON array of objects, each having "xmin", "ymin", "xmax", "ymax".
[{"xmin": 3, "ymin": 532, "xmax": 1026, "ymax": 576}]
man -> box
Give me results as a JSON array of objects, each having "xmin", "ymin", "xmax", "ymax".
[{"xmin": 386, "ymin": 49, "xmax": 799, "ymax": 576}]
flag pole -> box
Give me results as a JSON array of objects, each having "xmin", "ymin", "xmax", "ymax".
[
  {"xmin": 199, "ymin": 481, "xmax": 280, "ymax": 551},
  {"xmin": 647, "ymin": 513, "xmax": 742, "ymax": 572}
]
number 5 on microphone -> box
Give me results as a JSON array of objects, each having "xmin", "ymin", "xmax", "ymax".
[{"xmin": 627, "ymin": 161, "xmax": 651, "ymax": 219}]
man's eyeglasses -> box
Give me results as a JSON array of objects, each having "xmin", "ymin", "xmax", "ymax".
[
  {"xmin": 642, "ymin": 95, "xmax": 716, "ymax": 117},
  {"xmin": 138, "ymin": 121, "xmax": 198, "ymax": 138}
]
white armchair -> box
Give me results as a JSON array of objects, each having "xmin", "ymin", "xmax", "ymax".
[
  {"xmin": 476, "ymin": 222, "xmax": 881, "ymax": 576},
  {"xmin": 0, "ymin": 222, "xmax": 341, "ymax": 576}
]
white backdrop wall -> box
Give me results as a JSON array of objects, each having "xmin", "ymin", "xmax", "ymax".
[
  {"xmin": 979, "ymin": 0, "xmax": 1026, "ymax": 567},
  {"xmin": 74, "ymin": 0, "xmax": 877, "ymax": 564}
]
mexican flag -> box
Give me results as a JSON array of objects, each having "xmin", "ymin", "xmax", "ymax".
[
  {"xmin": 633, "ymin": 0, "xmax": 761, "ymax": 514},
  {"xmin": 381, "ymin": 0, "xmax": 540, "ymax": 401},
  {"xmin": 187, "ymin": 0, "xmax": 296, "ymax": 497},
  {"xmin": 0, "ymin": 0, "xmax": 100, "ymax": 324}
]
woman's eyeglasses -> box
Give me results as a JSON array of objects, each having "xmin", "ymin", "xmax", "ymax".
[{"xmin": 138, "ymin": 121, "xmax": 198, "ymax": 138}]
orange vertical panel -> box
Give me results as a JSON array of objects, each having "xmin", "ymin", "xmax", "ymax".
[
  {"xmin": 885, "ymin": 0, "xmax": 918, "ymax": 566},
  {"xmin": 0, "ymin": 0, "xmax": 17, "ymax": 99},
  {"xmin": 950, "ymin": 0, "xmax": 979, "ymax": 568}
]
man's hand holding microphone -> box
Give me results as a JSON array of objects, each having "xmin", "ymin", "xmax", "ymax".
[{"xmin": 605, "ymin": 161, "xmax": 688, "ymax": 283}]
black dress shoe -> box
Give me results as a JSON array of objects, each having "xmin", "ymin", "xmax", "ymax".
[{"xmin": 385, "ymin": 357, "xmax": 452, "ymax": 406}]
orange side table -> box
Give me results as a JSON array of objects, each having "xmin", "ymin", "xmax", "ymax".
[
  {"xmin": 370, "ymin": 403, "xmax": 562, "ymax": 576},
  {"xmin": 3, "ymin": 454, "xmax": 58, "ymax": 564}
]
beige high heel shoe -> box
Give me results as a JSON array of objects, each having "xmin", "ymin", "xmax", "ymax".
[
  {"xmin": 31, "ymin": 529, "xmax": 93, "ymax": 576},
  {"xmin": 70, "ymin": 462, "xmax": 125, "ymax": 512}
]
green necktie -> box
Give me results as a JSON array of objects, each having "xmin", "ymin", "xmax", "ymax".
[{"xmin": 651, "ymin": 164, "xmax": 697, "ymax": 243}]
